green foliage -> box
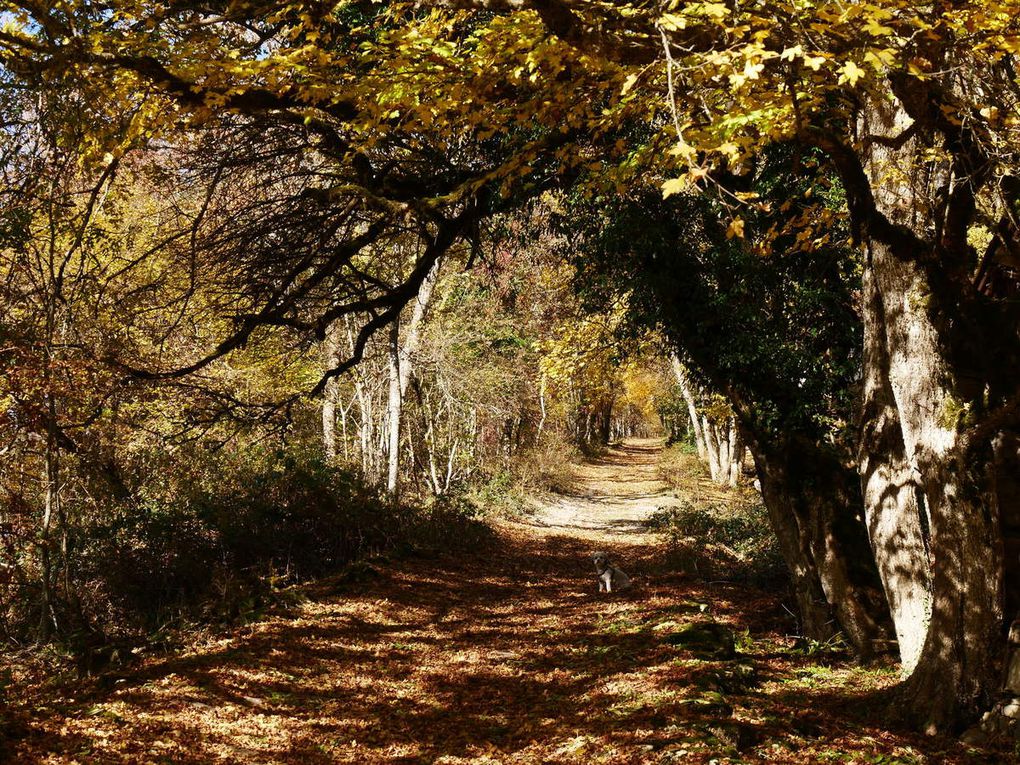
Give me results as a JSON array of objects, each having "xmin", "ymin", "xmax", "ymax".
[
  {"xmin": 563, "ymin": 143, "xmax": 862, "ymax": 445},
  {"xmin": 648, "ymin": 500, "xmax": 787, "ymax": 588},
  {"xmin": 656, "ymin": 385, "xmax": 691, "ymax": 445}
]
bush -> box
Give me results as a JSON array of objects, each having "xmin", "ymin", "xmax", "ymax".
[
  {"xmin": 466, "ymin": 470, "xmax": 529, "ymax": 518},
  {"xmin": 647, "ymin": 500, "xmax": 787, "ymax": 588},
  {"xmin": 66, "ymin": 445, "xmax": 486, "ymax": 639},
  {"xmin": 514, "ymin": 431, "xmax": 580, "ymax": 494},
  {"xmin": 658, "ymin": 443, "xmax": 707, "ymax": 491}
]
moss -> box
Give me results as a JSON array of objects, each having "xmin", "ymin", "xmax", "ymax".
[
  {"xmin": 939, "ymin": 394, "xmax": 973, "ymax": 431},
  {"xmin": 907, "ymin": 284, "xmax": 931, "ymax": 313}
]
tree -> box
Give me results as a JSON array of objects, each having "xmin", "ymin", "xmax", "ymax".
[
  {"xmin": 669, "ymin": 356, "xmax": 743, "ymax": 488},
  {"xmin": 7, "ymin": 0, "xmax": 1020, "ymax": 729},
  {"xmin": 562, "ymin": 145, "xmax": 891, "ymax": 658}
]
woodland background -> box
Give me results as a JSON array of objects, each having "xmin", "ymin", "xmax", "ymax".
[{"xmin": 0, "ymin": 0, "xmax": 1019, "ymax": 756}]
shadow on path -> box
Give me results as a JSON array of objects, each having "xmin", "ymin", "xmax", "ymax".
[{"xmin": 6, "ymin": 440, "xmax": 994, "ymax": 764}]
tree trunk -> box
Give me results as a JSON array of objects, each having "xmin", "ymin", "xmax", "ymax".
[
  {"xmin": 322, "ymin": 323, "xmax": 342, "ymax": 460},
  {"xmin": 385, "ymin": 319, "xmax": 402, "ymax": 495},
  {"xmin": 671, "ymin": 355, "xmax": 708, "ymax": 460},
  {"xmin": 385, "ymin": 255, "xmax": 442, "ymax": 496},
  {"xmin": 727, "ymin": 423, "xmax": 742, "ymax": 488},
  {"xmin": 599, "ymin": 400, "xmax": 613, "ymax": 444},
  {"xmin": 848, "ymin": 92, "xmax": 1013, "ymax": 730},
  {"xmin": 859, "ymin": 259, "xmax": 932, "ymax": 674},
  {"xmin": 747, "ymin": 434, "xmax": 890, "ymax": 657},
  {"xmin": 869, "ymin": 234, "xmax": 1004, "ymax": 730}
]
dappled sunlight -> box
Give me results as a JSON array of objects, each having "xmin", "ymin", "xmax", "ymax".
[{"xmin": 6, "ymin": 442, "xmax": 1002, "ymax": 764}]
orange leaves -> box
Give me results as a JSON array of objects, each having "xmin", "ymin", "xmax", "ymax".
[{"xmin": 726, "ymin": 217, "xmax": 746, "ymax": 239}]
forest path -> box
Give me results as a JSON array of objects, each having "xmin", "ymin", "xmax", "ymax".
[
  {"xmin": 8, "ymin": 442, "xmax": 973, "ymax": 764},
  {"xmin": 524, "ymin": 438, "xmax": 677, "ymax": 542}
]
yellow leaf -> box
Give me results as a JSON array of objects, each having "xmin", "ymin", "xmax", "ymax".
[
  {"xmin": 838, "ymin": 60, "xmax": 866, "ymax": 86},
  {"xmin": 864, "ymin": 48, "xmax": 896, "ymax": 70},
  {"xmin": 669, "ymin": 138, "xmax": 696, "ymax": 159},
  {"xmin": 658, "ymin": 13, "xmax": 686, "ymax": 31},
  {"xmin": 863, "ymin": 19, "xmax": 894, "ymax": 36},
  {"xmin": 726, "ymin": 218, "xmax": 745, "ymax": 239},
  {"xmin": 621, "ymin": 73, "xmax": 639, "ymax": 95},
  {"xmin": 701, "ymin": 3, "xmax": 730, "ymax": 19},
  {"xmin": 780, "ymin": 45, "xmax": 803, "ymax": 61},
  {"xmin": 662, "ymin": 178, "xmax": 688, "ymax": 198},
  {"xmin": 742, "ymin": 60, "xmax": 764, "ymax": 81},
  {"xmin": 803, "ymin": 54, "xmax": 826, "ymax": 70}
]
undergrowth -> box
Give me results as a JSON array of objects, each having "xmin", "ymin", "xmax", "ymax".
[
  {"xmin": 648, "ymin": 500, "xmax": 787, "ymax": 588},
  {"xmin": 2, "ymin": 445, "xmax": 488, "ymax": 662},
  {"xmin": 657, "ymin": 442, "xmax": 710, "ymax": 489}
]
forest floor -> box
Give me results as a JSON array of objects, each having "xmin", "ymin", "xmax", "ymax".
[{"xmin": 3, "ymin": 440, "xmax": 1013, "ymax": 764}]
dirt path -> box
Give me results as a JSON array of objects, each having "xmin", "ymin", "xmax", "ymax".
[
  {"xmin": 524, "ymin": 438, "xmax": 677, "ymax": 541},
  {"xmin": 4, "ymin": 441, "xmax": 988, "ymax": 764}
]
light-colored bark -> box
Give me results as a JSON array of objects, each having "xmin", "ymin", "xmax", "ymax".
[
  {"xmin": 857, "ymin": 93, "xmax": 1006, "ymax": 729},
  {"xmin": 859, "ymin": 258, "xmax": 931, "ymax": 674},
  {"xmin": 670, "ymin": 357, "xmax": 743, "ymax": 486},
  {"xmin": 727, "ymin": 424, "xmax": 742, "ymax": 488},
  {"xmin": 385, "ymin": 320, "xmax": 402, "ymax": 494},
  {"xmin": 384, "ymin": 256, "xmax": 443, "ymax": 495},
  {"xmin": 671, "ymin": 355, "xmax": 708, "ymax": 461},
  {"xmin": 321, "ymin": 323, "xmax": 342, "ymax": 460}
]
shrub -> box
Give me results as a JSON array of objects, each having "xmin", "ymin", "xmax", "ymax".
[
  {"xmin": 66, "ymin": 445, "xmax": 486, "ymax": 639},
  {"xmin": 513, "ymin": 431, "xmax": 580, "ymax": 494},
  {"xmin": 647, "ymin": 500, "xmax": 787, "ymax": 588},
  {"xmin": 658, "ymin": 443, "xmax": 708, "ymax": 491}
]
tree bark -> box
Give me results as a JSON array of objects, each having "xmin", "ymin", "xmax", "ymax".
[
  {"xmin": 727, "ymin": 422, "xmax": 742, "ymax": 487},
  {"xmin": 322, "ymin": 323, "xmax": 342, "ymax": 460},
  {"xmin": 671, "ymin": 355, "xmax": 709, "ymax": 460},
  {"xmin": 385, "ymin": 319, "xmax": 402, "ymax": 495},
  {"xmin": 869, "ymin": 233, "xmax": 1004, "ymax": 730},
  {"xmin": 859, "ymin": 257, "xmax": 932, "ymax": 673},
  {"xmin": 385, "ymin": 255, "xmax": 442, "ymax": 495},
  {"xmin": 747, "ymin": 433, "xmax": 890, "ymax": 657},
  {"xmin": 843, "ymin": 91, "xmax": 1014, "ymax": 730}
]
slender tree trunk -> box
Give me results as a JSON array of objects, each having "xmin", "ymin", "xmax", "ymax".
[
  {"xmin": 671, "ymin": 355, "xmax": 708, "ymax": 460},
  {"xmin": 385, "ymin": 320, "xmax": 402, "ymax": 495},
  {"xmin": 39, "ymin": 443, "xmax": 56, "ymax": 639},
  {"xmin": 537, "ymin": 374, "xmax": 547, "ymax": 436},
  {"xmin": 385, "ymin": 256, "xmax": 442, "ymax": 496},
  {"xmin": 727, "ymin": 423, "xmax": 742, "ymax": 487},
  {"xmin": 322, "ymin": 324, "xmax": 342, "ymax": 460}
]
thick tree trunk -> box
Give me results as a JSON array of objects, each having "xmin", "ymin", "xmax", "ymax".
[
  {"xmin": 850, "ymin": 93, "xmax": 1013, "ymax": 730},
  {"xmin": 869, "ymin": 235, "xmax": 1004, "ymax": 730},
  {"xmin": 859, "ymin": 259, "xmax": 932, "ymax": 673},
  {"xmin": 747, "ymin": 434, "xmax": 890, "ymax": 657}
]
